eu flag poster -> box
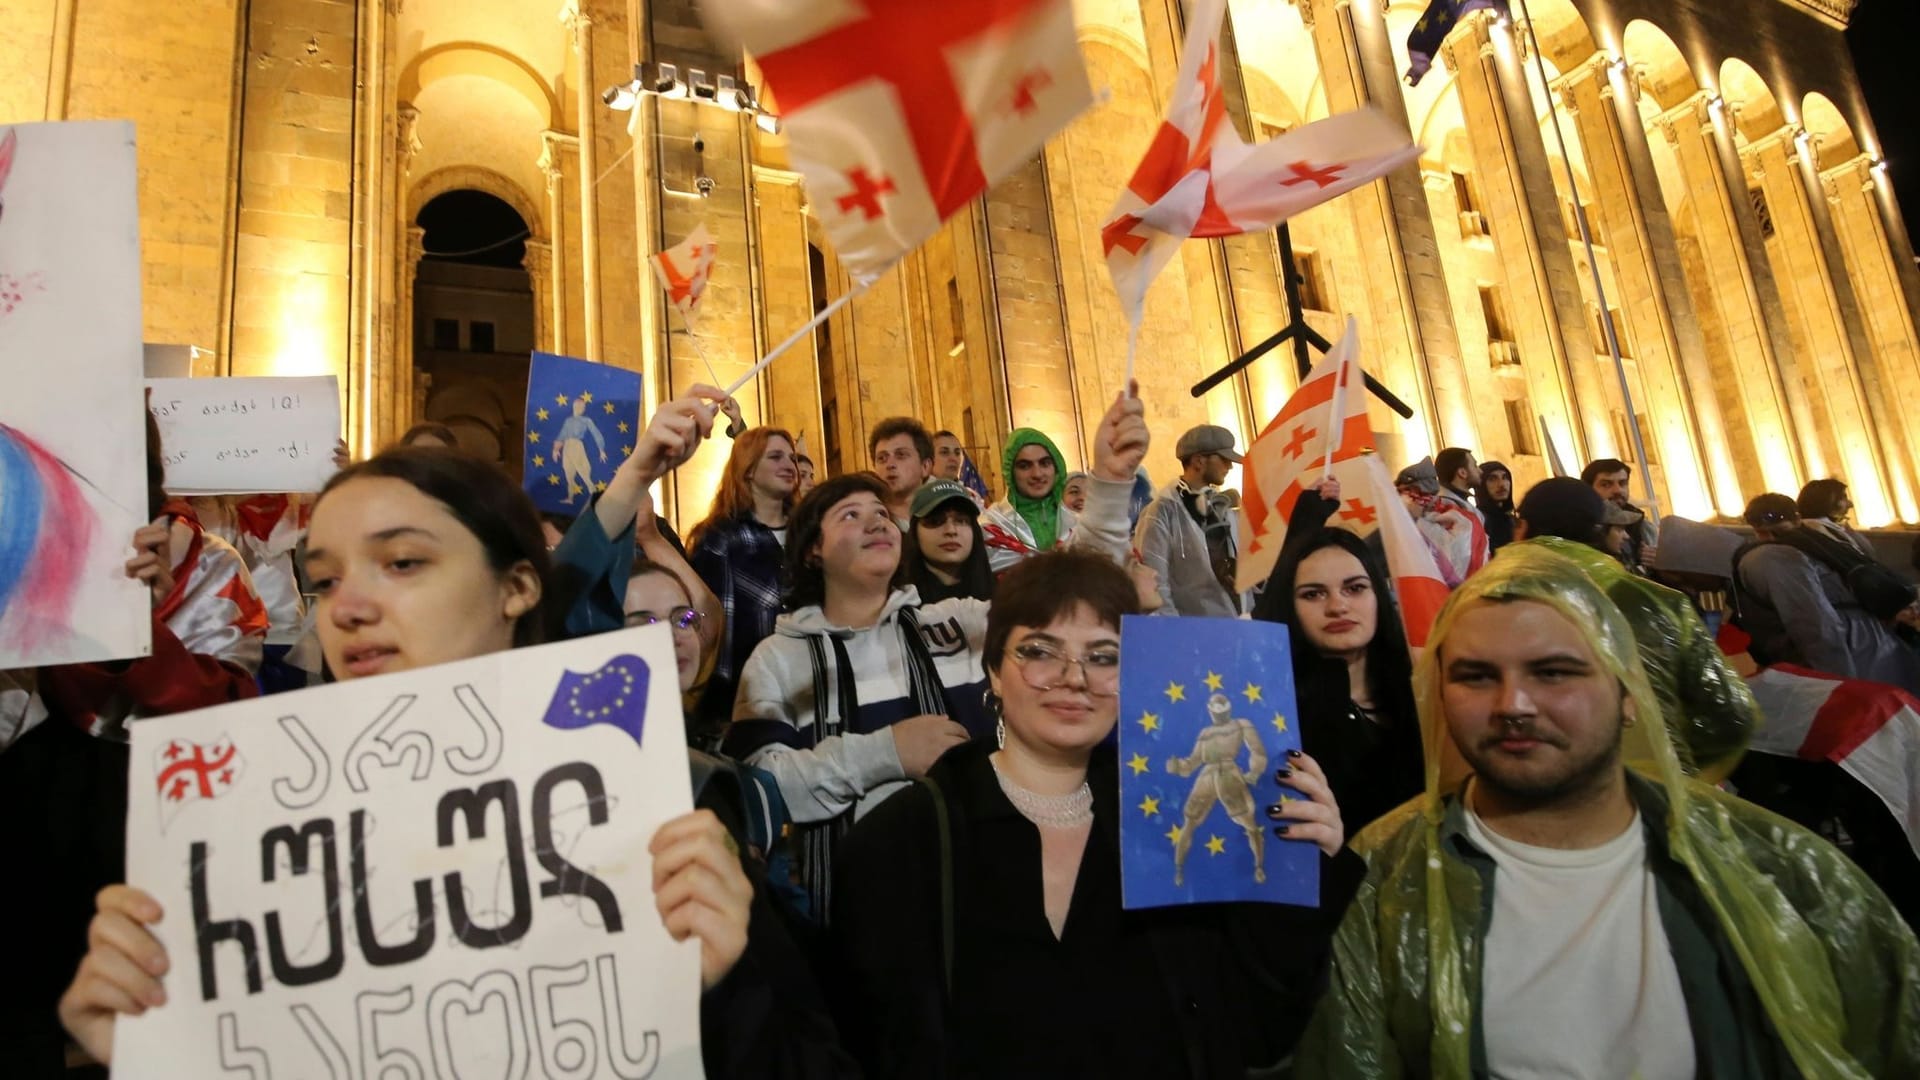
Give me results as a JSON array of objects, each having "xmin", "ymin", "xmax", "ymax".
[
  {"xmin": 522, "ymin": 352, "xmax": 643, "ymax": 515},
  {"xmin": 1118, "ymin": 615, "xmax": 1317, "ymax": 909}
]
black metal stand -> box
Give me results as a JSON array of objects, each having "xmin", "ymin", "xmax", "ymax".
[{"xmin": 1189, "ymin": 223, "xmax": 1414, "ymax": 420}]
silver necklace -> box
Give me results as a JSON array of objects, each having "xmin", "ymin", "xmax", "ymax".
[{"xmin": 991, "ymin": 757, "xmax": 1094, "ymax": 829}]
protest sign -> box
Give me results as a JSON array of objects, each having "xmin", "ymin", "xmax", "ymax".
[
  {"xmin": 146, "ymin": 375, "xmax": 341, "ymax": 495},
  {"xmin": 0, "ymin": 120, "xmax": 150, "ymax": 667},
  {"xmin": 115, "ymin": 625, "xmax": 706, "ymax": 1078},
  {"xmin": 522, "ymin": 352, "xmax": 644, "ymax": 516},
  {"xmin": 1117, "ymin": 615, "xmax": 1316, "ymax": 909}
]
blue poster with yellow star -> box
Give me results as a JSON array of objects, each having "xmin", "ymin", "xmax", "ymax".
[
  {"xmin": 522, "ymin": 351, "xmax": 644, "ymax": 515},
  {"xmin": 1118, "ymin": 614, "xmax": 1316, "ymax": 909}
]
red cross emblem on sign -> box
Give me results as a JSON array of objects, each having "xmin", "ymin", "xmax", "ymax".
[
  {"xmin": 1282, "ymin": 160, "xmax": 1348, "ymax": 189},
  {"xmin": 1338, "ymin": 498, "xmax": 1378, "ymax": 526},
  {"xmin": 1010, "ymin": 68, "xmax": 1053, "ymax": 116},
  {"xmin": 835, "ymin": 167, "xmax": 898, "ymax": 221},
  {"xmin": 1102, "ymin": 213, "xmax": 1149, "ymax": 257},
  {"xmin": 753, "ymin": 1, "xmax": 1058, "ymax": 219},
  {"xmin": 156, "ymin": 739, "xmax": 239, "ymax": 802},
  {"xmin": 1281, "ymin": 424, "xmax": 1318, "ymax": 460}
]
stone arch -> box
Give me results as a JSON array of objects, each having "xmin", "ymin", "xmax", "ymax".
[
  {"xmin": 397, "ymin": 42, "xmax": 558, "ymax": 131},
  {"xmin": 409, "ymin": 166, "xmax": 546, "ymax": 242},
  {"xmin": 1619, "ymin": 20, "xmax": 1697, "ymax": 113},
  {"xmin": 1717, "ymin": 58, "xmax": 1784, "ymax": 146},
  {"xmin": 1801, "ymin": 92, "xmax": 1860, "ymax": 169},
  {"xmin": 1520, "ymin": 0, "xmax": 1598, "ymax": 75}
]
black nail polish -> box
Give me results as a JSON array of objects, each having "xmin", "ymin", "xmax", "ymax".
[
  {"xmin": 1275, "ymin": 766, "xmax": 1293, "ymax": 780},
  {"xmin": 1287, "ymin": 748, "xmax": 1303, "ymax": 759},
  {"xmin": 1272, "ymin": 826, "xmax": 1291, "ymax": 838},
  {"xmin": 1266, "ymin": 804, "xmax": 1284, "ymax": 818}
]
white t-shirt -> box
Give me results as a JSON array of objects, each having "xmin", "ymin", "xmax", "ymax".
[{"xmin": 1464, "ymin": 803, "xmax": 1696, "ymax": 1080}]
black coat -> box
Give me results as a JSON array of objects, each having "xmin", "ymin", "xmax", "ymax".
[{"xmin": 831, "ymin": 738, "xmax": 1363, "ymax": 1079}]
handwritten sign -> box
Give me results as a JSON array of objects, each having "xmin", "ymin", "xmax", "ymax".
[
  {"xmin": 115, "ymin": 626, "xmax": 706, "ymax": 1078},
  {"xmin": 146, "ymin": 375, "xmax": 341, "ymax": 494}
]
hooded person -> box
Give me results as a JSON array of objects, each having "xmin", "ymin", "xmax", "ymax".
[
  {"xmin": 1472, "ymin": 459, "xmax": 1517, "ymax": 551},
  {"xmin": 982, "ymin": 428, "xmax": 1077, "ymax": 572},
  {"xmin": 1294, "ymin": 545, "xmax": 1920, "ymax": 1079},
  {"xmin": 1515, "ymin": 478, "xmax": 1756, "ymax": 781}
]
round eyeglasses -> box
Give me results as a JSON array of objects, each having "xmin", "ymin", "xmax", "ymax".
[
  {"xmin": 1009, "ymin": 641, "xmax": 1120, "ymax": 696},
  {"xmin": 625, "ymin": 606, "xmax": 704, "ymax": 632}
]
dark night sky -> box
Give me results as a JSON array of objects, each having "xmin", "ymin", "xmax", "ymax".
[{"xmin": 1849, "ymin": 2, "xmax": 1920, "ymax": 233}]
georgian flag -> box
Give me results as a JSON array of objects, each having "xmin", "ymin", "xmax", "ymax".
[
  {"xmin": 1102, "ymin": 0, "xmax": 1421, "ymax": 330},
  {"xmin": 700, "ymin": 0, "xmax": 1093, "ymax": 283},
  {"xmin": 1235, "ymin": 320, "xmax": 1447, "ymax": 646},
  {"xmin": 153, "ymin": 734, "xmax": 245, "ymax": 831},
  {"xmin": 649, "ymin": 224, "xmax": 717, "ymax": 326},
  {"xmin": 1745, "ymin": 664, "xmax": 1920, "ymax": 858}
]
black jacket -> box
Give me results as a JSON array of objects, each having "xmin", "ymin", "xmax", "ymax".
[{"xmin": 831, "ymin": 738, "xmax": 1364, "ymax": 1079}]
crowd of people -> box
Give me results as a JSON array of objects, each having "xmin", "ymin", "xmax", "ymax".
[{"xmin": 3, "ymin": 381, "xmax": 1919, "ymax": 1078}]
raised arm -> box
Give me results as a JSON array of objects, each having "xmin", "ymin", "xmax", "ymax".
[{"xmin": 1068, "ymin": 381, "xmax": 1150, "ymax": 563}]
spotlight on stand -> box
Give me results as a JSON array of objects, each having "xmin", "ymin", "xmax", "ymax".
[{"xmin": 598, "ymin": 60, "xmax": 782, "ymax": 133}]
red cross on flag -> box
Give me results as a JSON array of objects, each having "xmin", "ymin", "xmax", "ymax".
[
  {"xmin": 701, "ymin": 0, "xmax": 1092, "ymax": 283},
  {"xmin": 649, "ymin": 224, "xmax": 717, "ymax": 327},
  {"xmin": 1235, "ymin": 320, "xmax": 1447, "ymax": 646},
  {"xmin": 152, "ymin": 734, "xmax": 245, "ymax": 830},
  {"xmin": 1103, "ymin": 0, "xmax": 1421, "ymax": 331}
]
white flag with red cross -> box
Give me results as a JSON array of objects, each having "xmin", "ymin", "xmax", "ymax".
[
  {"xmin": 1236, "ymin": 321, "xmax": 1447, "ymax": 646},
  {"xmin": 649, "ymin": 223, "xmax": 717, "ymax": 327},
  {"xmin": 1102, "ymin": 0, "xmax": 1421, "ymax": 331},
  {"xmin": 700, "ymin": 0, "xmax": 1093, "ymax": 283},
  {"xmin": 152, "ymin": 733, "xmax": 245, "ymax": 831}
]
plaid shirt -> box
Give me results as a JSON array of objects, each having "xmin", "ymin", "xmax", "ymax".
[{"xmin": 689, "ymin": 510, "xmax": 787, "ymax": 686}]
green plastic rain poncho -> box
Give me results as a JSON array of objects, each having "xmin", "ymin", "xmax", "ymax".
[
  {"xmin": 1294, "ymin": 544, "xmax": 1920, "ymax": 1079},
  {"xmin": 1520, "ymin": 535, "xmax": 1757, "ymax": 782}
]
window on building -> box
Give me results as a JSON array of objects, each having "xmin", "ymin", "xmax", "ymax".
[
  {"xmin": 432, "ymin": 318, "xmax": 459, "ymax": 351},
  {"xmin": 1610, "ymin": 410, "xmax": 1637, "ymax": 464},
  {"xmin": 1297, "ymin": 248, "xmax": 1330, "ymax": 312},
  {"xmin": 1749, "ymin": 187, "xmax": 1775, "ymax": 240},
  {"xmin": 1587, "ymin": 306, "xmax": 1631, "ymax": 358},
  {"xmin": 469, "ymin": 321, "xmax": 495, "ymax": 354},
  {"xmin": 1454, "ymin": 172, "xmax": 1488, "ymax": 239},
  {"xmin": 1504, "ymin": 398, "xmax": 1538, "ymax": 456},
  {"xmin": 946, "ymin": 277, "xmax": 965, "ymax": 356},
  {"xmin": 1480, "ymin": 285, "xmax": 1517, "ymax": 364}
]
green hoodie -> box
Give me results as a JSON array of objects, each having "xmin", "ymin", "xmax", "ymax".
[{"xmin": 1000, "ymin": 428, "xmax": 1068, "ymax": 551}]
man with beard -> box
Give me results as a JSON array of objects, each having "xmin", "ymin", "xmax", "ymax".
[
  {"xmin": 1583, "ymin": 457, "xmax": 1657, "ymax": 571},
  {"xmin": 1473, "ymin": 459, "xmax": 1517, "ymax": 551},
  {"xmin": 1296, "ymin": 545, "xmax": 1919, "ymax": 1079}
]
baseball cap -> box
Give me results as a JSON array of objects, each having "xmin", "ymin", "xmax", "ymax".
[
  {"xmin": 910, "ymin": 479, "xmax": 978, "ymax": 520},
  {"xmin": 1394, "ymin": 458, "xmax": 1440, "ymax": 495},
  {"xmin": 1175, "ymin": 424, "xmax": 1244, "ymax": 463},
  {"xmin": 1517, "ymin": 477, "xmax": 1610, "ymax": 541}
]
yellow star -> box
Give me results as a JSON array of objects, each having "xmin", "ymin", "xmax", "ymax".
[
  {"xmin": 546, "ymin": 474, "xmax": 561, "ymax": 486},
  {"xmin": 536, "ymin": 407, "xmax": 550, "ymax": 421},
  {"xmin": 594, "ymin": 480, "xmax": 608, "ymax": 492},
  {"xmin": 527, "ymin": 431, "xmax": 541, "ymax": 444},
  {"xmin": 1165, "ymin": 681, "xmax": 1187, "ymax": 703},
  {"xmin": 617, "ymin": 420, "xmax": 631, "ymax": 433},
  {"xmin": 580, "ymin": 391, "xmax": 594, "ymax": 403},
  {"xmin": 1127, "ymin": 752, "xmax": 1150, "ymax": 776},
  {"xmin": 1242, "ymin": 682, "xmax": 1263, "ymax": 704},
  {"xmin": 1164, "ymin": 823, "xmax": 1184, "ymax": 844},
  {"xmin": 620, "ymin": 444, "xmax": 633, "ymax": 455},
  {"xmin": 532, "ymin": 454, "xmax": 546, "ymax": 467},
  {"xmin": 1138, "ymin": 711, "xmax": 1160, "ymax": 733},
  {"xmin": 1205, "ymin": 834, "xmax": 1227, "ymax": 856},
  {"xmin": 1272, "ymin": 713, "xmax": 1288, "ymax": 734},
  {"xmin": 1203, "ymin": 671, "xmax": 1224, "ymax": 692},
  {"xmin": 604, "ymin": 400, "xmax": 616, "ymax": 414},
  {"xmin": 1138, "ymin": 795, "xmax": 1161, "ymax": 818},
  {"xmin": 555, "ymin": 393, "xmax": 568, "ymax": 405}
]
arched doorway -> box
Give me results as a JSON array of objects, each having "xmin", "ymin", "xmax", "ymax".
[{"xmin": 413, "ymin": 190, "xmax": 535, "ymax": 477}]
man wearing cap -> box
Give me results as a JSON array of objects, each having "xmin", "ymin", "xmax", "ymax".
[
  {"xmin": 1733, "ymin": 493, "xmax": 1920, "ymax": 695},
  {"xmin": 1394, "ymin": 457, "xmax": 1488, "ymax": 586},
  {"xmin": 1514, "ymin": 477, "xmax": 1755, "ymax": 780},
  {"xmin": 1133, "ymin": 424, "xmax": 1245, "ymax": 616}
]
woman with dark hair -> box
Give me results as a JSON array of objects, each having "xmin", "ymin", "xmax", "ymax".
[
  {"xmin": 1474, "ymin": 458, "xmax": 1517, "ymax": 552},
  {"xmin": 725, "ymin": 387, "xmax": 1154, "ymax": 922},
  {"xmin": 902, "ymin": 479, "xmax": 995, "ymax": 603},
  {"xmin": 833, "ymin": 551, "xmax": 1361, "ymax": 1078},
  {"xmin": 1252, "ymin": 480, "xmax": 1423, "ymax": 835},
  {"xmin": 56, "ymin": 389, "xmax": 861, "ymax": 1080},
  {"xmin": 689, "ymin": 426, "xmax": 800, "ymax": 732},
  {"xmin": 1797, "ymin": 477, "xmax": 1873, "ymax": 555}
]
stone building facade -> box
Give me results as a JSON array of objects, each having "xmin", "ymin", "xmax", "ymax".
[{"xmin": 4, "ymin": 0, "xmax": 1912, "ymax": 526}]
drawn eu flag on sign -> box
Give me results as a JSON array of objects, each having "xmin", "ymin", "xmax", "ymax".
[
  {"xmin": 1118, "ymin": 615, "xmax": 1316, "ymax": 909},
  {"xmin": 522, "ymin": 351, "xmax": 644, "ymax": 516},
  {"xmin": 541, "ymin": 653, "xmax": 650, "ymax": 749}
]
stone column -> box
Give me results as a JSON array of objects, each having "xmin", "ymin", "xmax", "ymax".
[
  {"xmin": 1745, "ymin": 127, "xmax": 1896, "ymax": 522},
  {"xmin": 398, "ymin": 227, "xmax": 426, "ymax": 429},
  {"xmin": 1555, "ymin": 57, "xmax": 1722, "ymax": 518},
  {"xmin": 524, "ymin": 240, "xmax": 553, "ymax": 358},
  {"xmin": 538, "ymin": 131, "xmax": 572, "ymax": 353},
  {"xmin": 1420, "ymin": 168, "xmax": 1519, "ymax": 459},
  {"xmin": 562, "ymin": 0, "xmax": 603, "ymax": 360},
  {"xmin": 390, "ymin": 100, "xmax": 422, "ymax": 444},
  {"xmin": 1441, "ymin": 12, "xmax": 1607, "ymax": 464},
  {"xmin": 1299, "ymin": 0, "xmax": 1473, "ymax": 453},
  {"xmin": 1825, "ymin": 153, "xmax": 1920, "ymax": 521}
]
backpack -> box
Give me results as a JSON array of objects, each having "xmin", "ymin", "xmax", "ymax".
[{"xmin": 1732, "ymin": 530, "xmax": 1915, "ymax": 625}]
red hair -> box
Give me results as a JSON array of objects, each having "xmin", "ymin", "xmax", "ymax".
[{"xmin": 690, "ymin": 427, "xmax": 795, "ymax": 547}]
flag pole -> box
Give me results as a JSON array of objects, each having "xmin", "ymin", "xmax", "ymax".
[
  {"xmin": 724, "ymin": 285, "xmax": 865, "ymax": 397},
  {"xmin": 679, "ymin": 318, "xmax": 722, "ymax": 388},
  {"xmin": 1511, "ymin": 0, "xmax": 1661, "ymax": 525}
]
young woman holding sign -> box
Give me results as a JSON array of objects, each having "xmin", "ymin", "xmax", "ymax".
[{"xmin": 59, "ymin": 386, "xmax": 861, "ymax": 1079}]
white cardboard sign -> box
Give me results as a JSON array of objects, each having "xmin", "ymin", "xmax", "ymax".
[
  {"xmin": 147, "ymin": 376, "xmax": 342, "ymax": 494},
  {"xmin": 115, "ymin": 626, "xmax": 705, "ymax": 1078}
]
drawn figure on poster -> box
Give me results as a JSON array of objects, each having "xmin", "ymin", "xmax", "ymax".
[
  {"xmin": 0, "ymin": 128, "xmax": 41, "ymax": 317},
  {"xmin": 555, "ymin": 395, "xmax": 608, "ymax": 504},
  {"xmin": 1166, "ymin": 692, "xmax": 1268, "ymax": 886},
  {"xmin": 0, "ymin": 422, "xmax": 95, "ymax": 652}
]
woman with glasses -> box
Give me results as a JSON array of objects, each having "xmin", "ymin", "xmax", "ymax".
[
  {"xmin": 725, "ymin": 387, "xmax": 1153, "ymax": 923},
  {"xmin": 832, "ymin": 551, "xmax": 1362, "ymax": 1079}
]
